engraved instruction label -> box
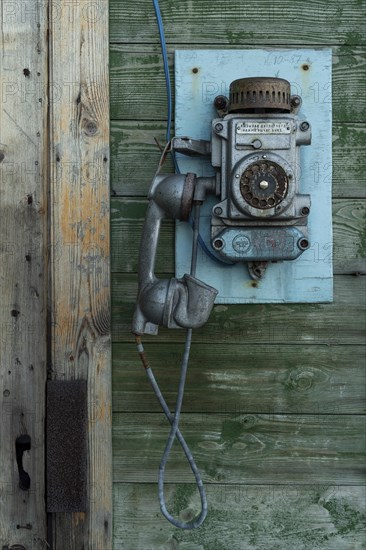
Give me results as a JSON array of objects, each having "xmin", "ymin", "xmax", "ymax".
[{"xmin": 236, "ymin": 121, "xmax": 292, "ymax": 134}]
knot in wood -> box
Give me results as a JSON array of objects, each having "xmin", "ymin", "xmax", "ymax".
[
  {"xmin": 289, "ymin": 370, "xmax": 314, "ymax": 391},
  {"xmin": 84, "ymin": 120, "xmax": 98, "ymax": 136}
]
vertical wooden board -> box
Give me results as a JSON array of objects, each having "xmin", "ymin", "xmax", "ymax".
[
  {"xmin": 0, "ymin": 2, "xmax": 48, "ymax": 548},
  {"xmin": 48, "ymin": 1, "xmax": 112, "ymax": 548}
]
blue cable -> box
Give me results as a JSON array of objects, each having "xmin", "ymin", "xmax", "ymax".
[
  {"xmin": 153, "ymin": 0, "xmax": 235, "ymax": 267},
  {"xmin": 152, "ymin": 0, "xmax": 179, "ymax": 172}
]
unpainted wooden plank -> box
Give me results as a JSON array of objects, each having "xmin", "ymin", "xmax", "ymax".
[
  {"xmin": 109, "ymin": 48, "xmax": 366, "ymax": 123},
  {"xmin": 112, "ymin": 412, "xmax": 365, "ymax": 484},
  {"xmin": 109, "ymin": 0, "xmax": 366, "ymax": 46},
  {"xmin": 112, "ymin": 344, "xmax": 366, "ymax": 415},
  {"xmin": 112, "ymin": 274, "xmax": 366, "ymax": 345},
  {"xmin": 113, "ymin": 483, "xmax": 366, "ymax": 550},
  {"xmin": 0, "ymin": 4, "xmax": 48, "ymax": 548},
  {"xmin": 111, "ymin": 198, "xmax": 366, "ymax": 275},
  {"xmin": 48, "ymin": 1, "xmax": 112, "ymax": 548},
  {"xmin": 111, "ymin": 121, "xmax": 366, "ymax": 198}
]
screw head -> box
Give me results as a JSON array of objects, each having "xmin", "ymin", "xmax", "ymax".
[
  {"xmin": 300, "ymin": 121, "xmax": 310, "ymax": 132},
  {"xmin": 214, "ymin": 95, "xmax": 227, "ymax": 110},
  {"xmin": 214, "ymin": 123, "xmax": 223, "ymax": 132},
  {"xmin": 291, "ymin": 95, "xmax": 301, "ymax": 107},
  {"xmin": 259, "ymin": 180, "xmax": 269, "ymax": 190},
  {"xmin": 298, "ymin": 238, "xmax": 310, "ymax": 250},
  {"xmin": 213, "ymin": 238, "xmax": 224, "ymax": 249},
  {"xmin": 301, "ymin": 206, "xmax": 310, "ymax": 215},
  {"xmin": 214, "ymin": 207, "xmax": 223, "ymax": 215}
]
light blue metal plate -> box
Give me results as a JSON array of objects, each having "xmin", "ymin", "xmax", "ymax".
[{"xmin": 175, "ymin": 49, "xmax": 333, "ymax": 303}]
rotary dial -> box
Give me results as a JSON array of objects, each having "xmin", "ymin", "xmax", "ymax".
[{"xmin": 239, "ymin": 160, "xmax": 288, "ymax": 209}]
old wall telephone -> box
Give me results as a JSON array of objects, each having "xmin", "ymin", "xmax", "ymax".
[
  {"xmin": 133, "ymin": 76, "xmax": 311, "ymax": 336},
  {"xmin": 132, "ymin": 75, "xmax": 312, "ymax": 528}
]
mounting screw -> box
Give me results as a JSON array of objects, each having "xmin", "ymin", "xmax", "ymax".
[
  {"xmin": 214, "ymin": 207, "xmax": 223, "ymax": 215},
  {"xmin": 214, "ymin": 123, "xmax": 223, "ymax": 133},
  {"xmin": 213, "ymin": 239, "xmax": 224, "ymax": 249},
  {"xmin": 301, "ymin": 206, "xmax": 310, "ymax": 215},
  {"xmin": 235, "ymin": 174, "xmax": 240, "ymax": 178},
  {"xmin": 298, "ymin": 238, "xmax": 310, "ymax": 250},
  {"xmin": 214, "ymin": 95, "xmax": 228, "ymax": 110},
  {"xmin": 300, "ymin": 121, "xmax": 310, "ymax": 132},
  {"xmin": 291, "ymin": 95, "xmax": 301, "ymax": 107}
]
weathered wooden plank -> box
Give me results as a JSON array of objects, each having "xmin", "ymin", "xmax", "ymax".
[
  {"xmin": 333, "ymin": 200, "xmax": 366, "ymax": 273},
  {"xmin": 0, "ymin": 4, "xmax": 48, "ymax": 548},
  {"xmin": 332, "ymin": 123, "xmax": 366, "ymax": 199},
  {"xmin": 111, "ymin": 197, "xmax": 174, "ymax": 273},
  {"xmin": 49, "ymin": 1, "xmax": 112, "ymax": 548},
  {"xmin": 112, "ymin": 413, "xmax": 365, "ymax": 484},
  {"xmin": 111, "ymin": 121, "xmax": 366, "ymax": 198},
  {"xmin": 111, "ymin": 198, "xmax": 366, "ymax": 274},
  {"xmin": 109, "ymin": 44, "xmax": 366, "ymax": 56},
  {"xmin": 113, "ymin": 483, "xmax": 366, "ymax": 550},
  {"xmin": 109, "ymin": 48, "xmax": 366, "ymax": 122},
  {"xmin": 109, "ymin": 0, "xmax": 366, "ymax": 46},
  {"xmin": 111, "ymin": 121, "xmax": 174, "ymax": 196},
  {"xmin": 112, "ymin": 274, "xmax": 366, "ymax": 344},
  {"xmin": 112, "ymin": 344, "xmax": 366, "ymax": 414}
]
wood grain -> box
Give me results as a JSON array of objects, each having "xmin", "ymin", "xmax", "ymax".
[
  {"xmin": 0, "ymin": 4, "xmax": 48, "ymax": 548},
  {"xmin": 112, "ymin": 274, "xmax": 366, "ymax": 344},
  {"xmin": 111, "ymin": 121, "xmax": 366, "ymax": 198},
  {"xmin": 109, "ymin": 0, "xmax": 366, "ymax": 46},
  {"xmin": 48, "ymin": 1, "xmax": 112, "ymax": 548},
  {"xmin": 109, "ymin": 47, "xmax": 366, "ymax": 123},
  {"xmin": 112, "ymin": 344, "xmax": 366, "ymax": 414},
  {"xmin": 112, "ymin": 413, "xmax": 365, "ymax": 484},
  {"xmin": 111, "ymin": 198, "xmax": 366, "ymax": 274},
  {"xmin": 113, "ymin": 483, "xmax": 366, "ymax": 550}
]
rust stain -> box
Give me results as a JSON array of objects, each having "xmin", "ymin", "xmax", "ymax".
[{"xmin": 72, "ymin": 512, "xmax": 86, "ymax": 527}]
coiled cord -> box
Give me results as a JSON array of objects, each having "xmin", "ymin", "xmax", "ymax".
[{"xmin": 134, "ymin": 203, "xmax": 207, "ymax": 528}]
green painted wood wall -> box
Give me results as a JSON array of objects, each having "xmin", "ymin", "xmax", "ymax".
[{"xmin": 109, "ymin": 1, "xmax": 366, "ymax": 548}]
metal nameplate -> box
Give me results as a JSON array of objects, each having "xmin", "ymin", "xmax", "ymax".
[{"xmin": 236, "ymin": 121, "xmax": 292, "ymax": 134}]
